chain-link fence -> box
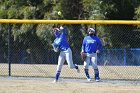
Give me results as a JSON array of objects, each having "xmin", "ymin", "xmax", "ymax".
[{"xmin": 0, "ymin": 23, "xmax": 140, "ymax": 80}]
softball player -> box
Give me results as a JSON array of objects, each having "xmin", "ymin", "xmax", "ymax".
[
  {"xmin": 52, "ymin": 26, "xmax": 80, "ymax": 82},
  {"xmin": 81, "ymin": 28, "xmax": 102, "ymax": 82}
]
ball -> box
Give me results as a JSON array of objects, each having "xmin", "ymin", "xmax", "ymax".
[{"xmin": 57, "ymin": 11, "xmax": 62, "ymax": 16}]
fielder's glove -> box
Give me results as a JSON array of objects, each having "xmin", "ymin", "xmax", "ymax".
[
  {"xmin": 51, "ymin": 43, "xmax": 59, "ymax": 52},
  {"xmin": 80, "ymin": 52, "xmax": 86, "ymax": 61}
]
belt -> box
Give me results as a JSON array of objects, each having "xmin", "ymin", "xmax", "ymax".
[
  {"xmin": 85, "ymin": 52, "xmax": 96, "ymax": 54},
  {"xmin": 61, "ymin": 48, "xmax": 68, "ymax": 51}
]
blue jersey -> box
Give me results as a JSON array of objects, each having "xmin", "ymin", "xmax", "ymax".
[
  {"xmin": 53, "ymin": 29, "xmax": 69, "ymax": 51},
  {"xmin": 81, "ymin": 36, "xmax": 102, "ymax": 53}
]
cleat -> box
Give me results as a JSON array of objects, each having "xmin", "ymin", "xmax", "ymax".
[
  {"xmin": 95, "ymin": 79, "xmax": 100, "ymax": 82},
  {"xmin": 75, "ymin": 64, "xmax": 80, "ymax": 73},
  {"xmin": 95, "ymin": 77, "xmax": 100, "ymax": 82},
  {"xmin": 87, "ymin": 78, "xmax": 91, "ymax": 82},
  {"xmin": 53, "ymin": 80, "xmax": 58, "ymax": 83}
]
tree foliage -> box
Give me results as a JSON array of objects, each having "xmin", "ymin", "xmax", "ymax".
[
  {"xmin": 97, "ymin": 0, "xmax": 140, "ymax": 48},
  {"xmin": 0, "ymin": 0, "xmax": 140, "ymax": 63}
]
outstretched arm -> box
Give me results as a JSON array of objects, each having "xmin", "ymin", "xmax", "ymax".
[{"xmin": 60, "ymin": 26, "xmax": 67, "ymax": 34}]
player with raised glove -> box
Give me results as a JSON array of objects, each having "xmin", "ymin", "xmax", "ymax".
[{"xmin": 52, "ymin": 26, "xmax": 80, "ymax": 83}]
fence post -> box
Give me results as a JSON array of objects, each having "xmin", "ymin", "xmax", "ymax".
[
  {"xmin": 95, "ymin": 24, "xmax": 97, "ymax": 32},
  {"xmin": 8, "ymin": 24, "xmax": 12, "ymax": 76}
]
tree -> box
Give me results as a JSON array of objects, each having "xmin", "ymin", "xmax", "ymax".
[
  {"xmin": 133, "ymin": 0, "xmax": 140, "ymax": 47},
  {"xmin": 97, "ymin": 0, "xmax": 137, "ymax": 48},
  {"xmin": 60, "ymin": 0, "xmax": 84, "ymax": 48},
  {"xmin": 0, "ymin": 0, "xmax": 59, "ymax": 63},
  {"xmin": 0, "ymin": 0, "xmax": 140, "ymax": 64}
]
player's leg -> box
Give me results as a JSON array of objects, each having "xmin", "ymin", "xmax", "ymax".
[
  {"xmin": 91, "ymin": 54, "xmax": 100, "ymax": 82},
  {"xmin": 54, "ymin": 52, "xmax": 65, "ymax": 82},
  {"xmin": 65, "ymin": 48, "xmax": 80, "ymax": 72},
  {"xmin": 84, "ymin": 56, "xmax": 91, "ymax": 81}
]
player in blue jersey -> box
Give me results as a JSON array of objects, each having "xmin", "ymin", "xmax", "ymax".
[
  {"xmin": 52, "ymin": 26, "xmax": 80, "ymax": 82},
  {"xmin": 81, "ymin": 28, "xmax": 102, "ymax": 82}
]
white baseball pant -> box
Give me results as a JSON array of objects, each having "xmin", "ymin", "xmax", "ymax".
[
  {"xmin": 84, "ymin": 53, "xmax": 98, "ymax": 69},
  {"xmin": 56, "ymin": 48, "xmax": 75, "ymax": 71}
]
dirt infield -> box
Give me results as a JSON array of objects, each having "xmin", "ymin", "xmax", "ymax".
[
  {"xmin": 1, "ymin": 64, "xmax": 140, "ymax": 93},
  {"xmin": 0, "ymin": 77, "xmax": 140, "ymax": 93}
]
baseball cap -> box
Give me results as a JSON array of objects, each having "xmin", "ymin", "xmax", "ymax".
[{"xmin": 88, "ymin": 28, "xmax": 95, "ymax": 32}]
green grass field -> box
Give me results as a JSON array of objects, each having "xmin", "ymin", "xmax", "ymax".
[{"xmin": 1, "ymin": 64, "xmax": 140, "ymax": 80}]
